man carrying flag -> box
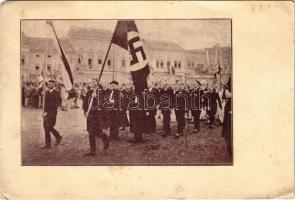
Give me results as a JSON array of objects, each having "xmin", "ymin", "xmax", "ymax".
[
  {"xmin": 40, "ymin": 79, "xmax": 63, "ymax": 148},
  {"xmin": 110, "ymin": 20, "xmax": 150, "ymax": 143},
  {"xmin": 39, "ymin": 20, "xmax": 74, "ymax": 148}
]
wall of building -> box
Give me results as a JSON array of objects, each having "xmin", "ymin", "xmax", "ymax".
[{"xmin": 21, "ymin": 28, "xmax": 232, "ymax": 86}]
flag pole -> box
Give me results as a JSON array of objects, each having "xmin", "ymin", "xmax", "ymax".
[
  {"xmin": 112, "ymin": 45, "xmax": 115, "ymax": 81},
  {"xmin": 42, "ymin": 39, "xmax": 48, "ymax": 112},
  {"xmin": 46, "ymin": 20, "xmax": 74, "ymax": 89},
  {"xmin": 217, "ymin": 44, "xmax": 222, "ymax": 84},
  {"xmin": 86, "ymin": 31, "xmax": 113, "ymax": 115}
]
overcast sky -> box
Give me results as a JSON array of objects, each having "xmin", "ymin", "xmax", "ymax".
[{"xmin": 21, "ymin": 20, "xmax": 231, "ymax": 49}]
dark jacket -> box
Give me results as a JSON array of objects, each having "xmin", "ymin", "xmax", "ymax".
[
  {"xmin": 174, "ymin": 90, "xmax": 189, "ymax": 111},
  {"xmin": 190, "ymin": 88, "xmax": 204, "ymax": 112},
  {"xmin": 83, "ymin": 89, "xmax": 104, "ymax": 116},
  {"xmin": 150, "ymin": 87, "xmax": 160, "ymax": 105},
  {"xmin": 44, "ymin": 89, "xmax": 61, "ymax": 116},
  {"xmin": 159, "ymin": 87, "xmax": 174, "ymax": 110},
  {"xmin": 208, "ymin": 91, "xmax": 222, "ymax": 112},
  {"xmin": 222, "ymin": 98, "xmax": 232, "ymax": 139},
  {"xmin": 105, "ymin": 89, "xmax": 120, "ymax": 111}
]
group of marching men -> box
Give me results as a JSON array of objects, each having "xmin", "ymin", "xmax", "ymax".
[{"xmin": 40, "ymin": 78, "xmax": 232, "ymax": 157}]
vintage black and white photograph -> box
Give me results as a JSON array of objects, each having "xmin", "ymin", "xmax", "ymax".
[{"xmin": 21, "ymin": 19, "xmax": 232, "ymax": 166}]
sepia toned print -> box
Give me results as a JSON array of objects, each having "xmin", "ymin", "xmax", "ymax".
[
  {"xmin": 21, "ymin": 19, "xmax": 232, "ymax": 166},
  {"xmin": 0, "ymin": 1, "xmax": 293, "ymax": 199}
]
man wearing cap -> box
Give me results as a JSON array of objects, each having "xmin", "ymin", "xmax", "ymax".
[
  {"xmin": 190, "ymin": 80, "xmax": 204, "ymax": 133},
  {"xmin": 174, "ymin": 81, "xmax": 188, "ymax": 138},
  {"xmin": 159, "ymin": 81, "xmax": 174, "ymax": 137},
  {"xmin": 207, "ymin": 84, "xmax": 222, "ymax": 129},
  {"xmin": 41, "ymin": 80, "xmax": 62, "ymax": 149},
  {"xmin": 107, "ymin": 80, "xmax": 120, "ymax": 140}
]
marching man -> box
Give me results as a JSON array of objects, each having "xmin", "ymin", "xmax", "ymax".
[
  {"xmin": 83, "ymin": 81, "xmax": 109, "ymax": 156},
  {"xmin": 41, "ymin": 80, "xmax": 63, "ymax": 149}
]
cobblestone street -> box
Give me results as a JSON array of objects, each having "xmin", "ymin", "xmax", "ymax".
[{"xmin": 21, "ymin": 106, "xmax": 232, "ymax": 166}]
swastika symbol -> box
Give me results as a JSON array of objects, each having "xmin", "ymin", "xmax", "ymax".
[{"xmin": 128, "ymin": 36, "xmax": 146, "ymax": 66}]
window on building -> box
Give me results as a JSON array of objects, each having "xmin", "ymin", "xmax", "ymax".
[
  {"xmin": 36, "ymin": 54, "xmax": 40, "ymax": 57},
  {"xmin": 174, "ymin": 60, "xmax": 177, "ymax": 67},
  {"xmin": 88, "ymin": 58, "xmax": 92, "ymax": 65},
  {"xmin": 178, "ymin": 62, "xmax": 181, "ymax": 69},
  {"xmin": 192, "ymin": 61, "xmax": 194, "ymax": 68},
  {"xmin": 98, "ymin": 59, "xmax": 102, "ymax": 64},
  {"xmin": 121, "ymin": 59, "xmax": 125, "ymax": 68},
  {"xmin": 156, "ymin": 60, "xmax": 159, "ymax": 68},
  {"xmin": 35, "ymin": 66, "xmax": 40, "ymax": 70},
  {"xmin": 21, "ymin": 57, "xmax": 25, "ymax": 65},
  {"xmin": 167, "ymin": 61, "xmax": 170, "ymax": 67},
  {"xmin": 48, "ymin": 55, "xmax": 51, "ymax": 58},
  {"xmin": 78, "ymin": 54, "xmax": 83, "ymax": 64},
  {"xmin": 107, "ymin": 59, "xmax": 111, "ymax": 66},
  {"xmin": 76, "ymin": 67, "xmax": 79, "ymax": 71},
  {"xmin": 160, "ymin": 61, "xmax": 163, "ymax": 68},
  {"xmin": 47, "ymin": 64, "xmax": 51, "ymax": 71},
  {"xmin": 187, "ymin": 61, "xmax": 190, "ymax": 68}
]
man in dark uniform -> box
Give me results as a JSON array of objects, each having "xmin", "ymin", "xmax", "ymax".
[
  {"xmin": 83, "ymin": 81, "xmax": 109, "ymax": 156},
  {"xmin": 174, "ymin": 81, "xmax": 188, "ymax": 138},
  {"xmin": 190, "ymin": 80, "xmax": 204, "ymax": 133},
  {"xmin": 222, "ymin": 78, "xmax": 232, "ymax": 159},
  {"xmin": 107, "ymin": 80, "xmax": 120, "ymax": 140},
  {"xmin": 207, "ymin": 84, "xmax": 222, "ymax": 129},
  {"xmin": 41, "ymin": 80, "xmax": 62, "ymax": 149},
  {"xmin": 159, "ymin": 82, "xmax": 174, "ymax": 137},
  {"xmin": 126, "ymin": 84, "xmax": 134, "ymax": 134},
  {"xmin": 101, "ymin": 83, "xmax": 110, "ymax": 129},
  {"xmin": 127, "ymin": 90, "xmax": 148, "ymax": 143},
  {"xmin": 148, "ymin": 82, "xmax": 160, "ymax": 133},
  {"xmin": 119, "ymin": 84, "xmax": 129, "ymax": 130}
]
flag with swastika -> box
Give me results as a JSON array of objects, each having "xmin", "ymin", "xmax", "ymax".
[{"xmin": 111, "ymin": 20, "xmax": 150, "ymax": 94}]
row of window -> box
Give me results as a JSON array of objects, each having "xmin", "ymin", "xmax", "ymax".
[
  {"xmin": 30, "ymin": 61, "xmax": 204, "ymax": 72},
  {"xmin": 35, "ymin": 54, "xmax": 52, "ymax": 58},
  {"xmin": 86, "ymin": 59, "xmax": 127, "ymax": 70},
  {"xmin": 155, "ymin": 60, "xmax": 182, "ymax": 69},
  {"xmin": 21, "ymin": 55, "xmax": 52, "ymax": 65},
  {"xmin": 31, "ymin": 63, "xmax": 220, "ymax": 75},
  {"xmin": 26, "ymin": 55, "xmax": 219, "ymax": 73},
  {"xmin": 34, "ymin": 65, "xmax": 51, "ymax": 71},
  {"xmin": 87, "ymin": 59, "xmax": 112, "ymax": 69},
  {"xmin": 187, "ymin": 61, "xmax": 195, "ymax": 68}
]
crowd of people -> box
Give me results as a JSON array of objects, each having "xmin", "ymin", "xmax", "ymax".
[
  {"xmin": 21, "ymin": 81, "xmax": 80, "ymax": 110},
  {"xmin": 22, "ymin": 82, "xmax": 43, "ymax": 108},
  {"xmin": 22, "ymin": 78, "xmax": 232, "ymax": 158}
]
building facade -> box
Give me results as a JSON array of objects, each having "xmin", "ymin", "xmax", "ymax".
[
  {"xmin": 21, "ymin": 27, "xmax": 232, "ymax": 86},
  {"xmin": 186, "ymin": 46, "xmax": 232, "ymax": 84}
]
